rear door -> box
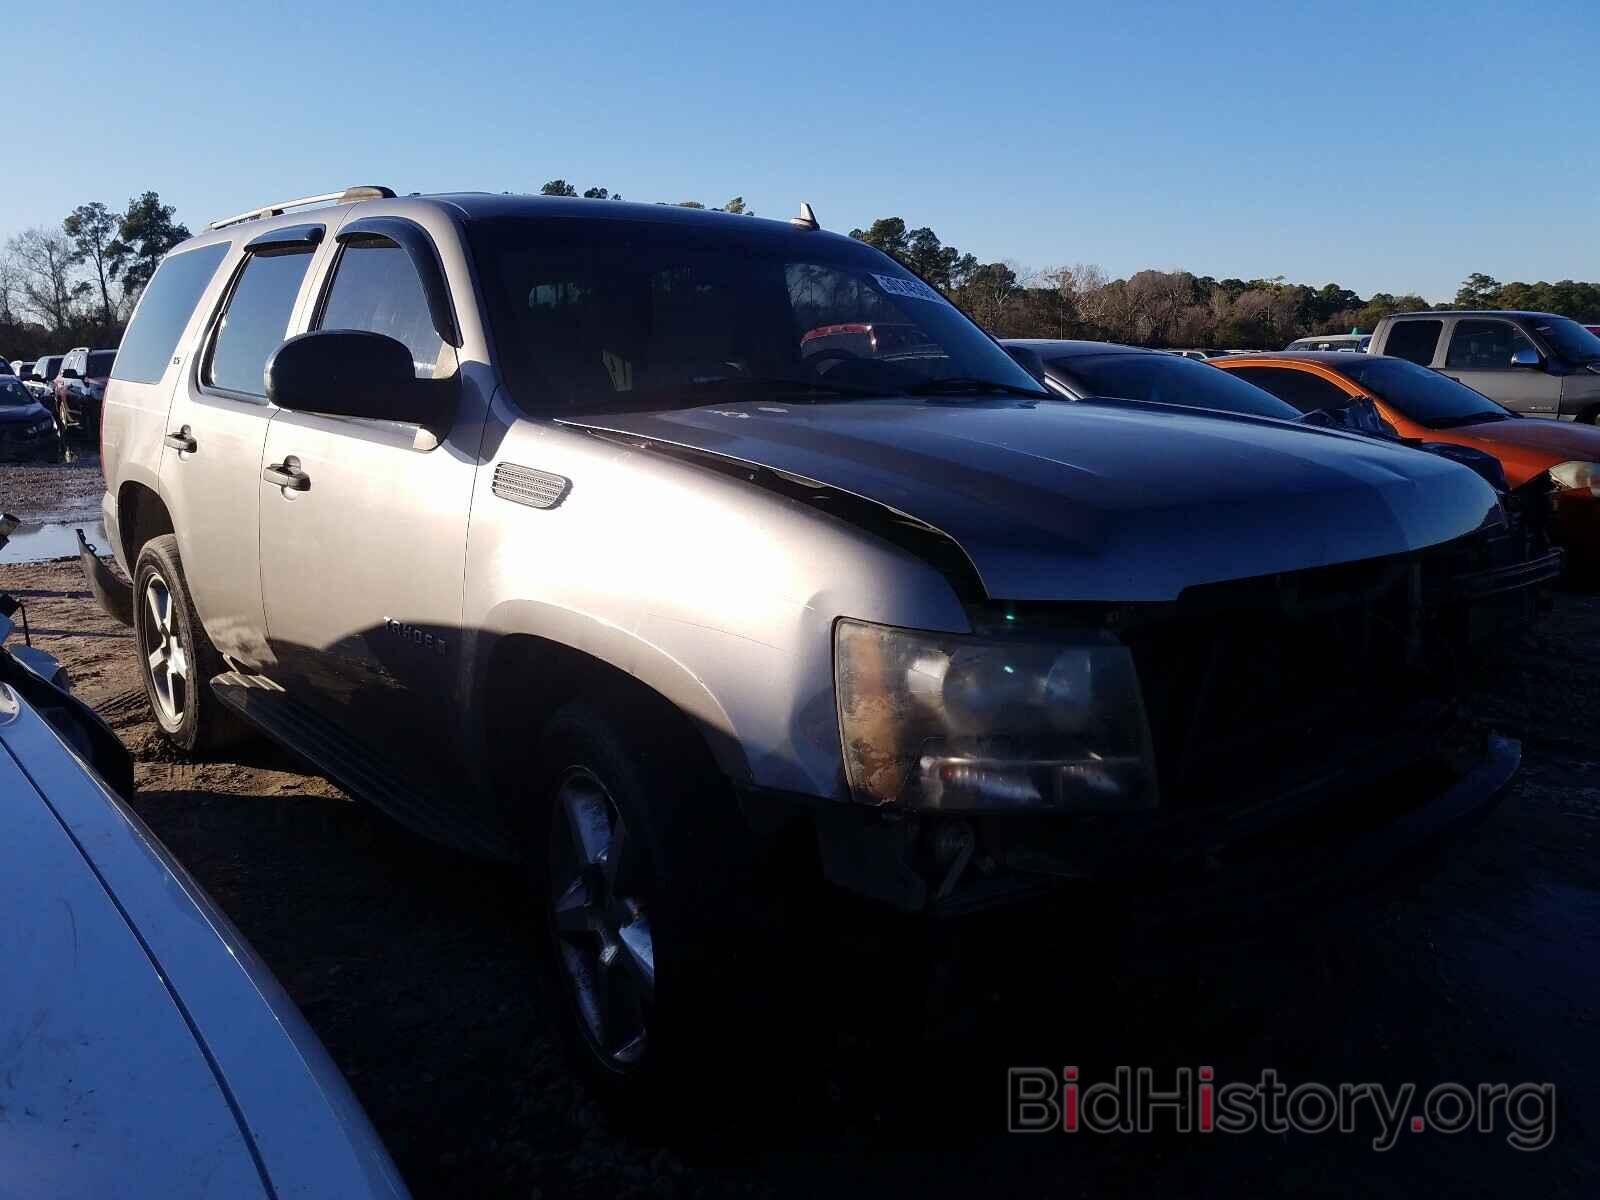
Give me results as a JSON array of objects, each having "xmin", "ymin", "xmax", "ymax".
[
  {"xmin": 159, "ymin": 227, "xmax": 327, "ymax": 670},
  {"xmin": 1380, "ymin": 318, "xmax": 1445, "ymax": 368},
  {"xmin": 1442, "ymin": 317, "xmax": 1561, "ymax": 416},
  {"xmin": 257, "ymin": 222, "xmax": 481, "ymax": 799}
]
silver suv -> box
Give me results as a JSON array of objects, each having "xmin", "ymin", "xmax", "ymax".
[{"xmin": 94, "ymin": 185, "xmax": 1517, "ymax": 1093}]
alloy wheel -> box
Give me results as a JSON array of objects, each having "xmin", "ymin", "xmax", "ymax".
[
  {"xmin": 548, "ymin": 766, "xmax": 655, "ymax": 1070},
  {"xmin": 141, "ymin": 573, "xmax": 188, "ymax": 727}
]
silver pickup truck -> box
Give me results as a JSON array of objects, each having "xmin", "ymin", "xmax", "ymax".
[
  {"xmin": 91, "ymin": 186, "xmax": 1518, "ymax": 1095},
  {"xmin": 1369, "ymin": 309, "xmax": 1600, "ymax": 420}
]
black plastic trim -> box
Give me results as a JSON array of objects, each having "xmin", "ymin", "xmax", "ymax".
[
  {"xmin": 332, "ymin": 216, "xmax": 462, "ymax": 347},
  {"xmin": 244, "ymin": 222, "xmax": 325, "ymax": 254}
]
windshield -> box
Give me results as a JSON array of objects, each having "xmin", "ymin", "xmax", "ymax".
[
  {"xmin": 0, "ymin": 377, "xmax": 35, "ymax": 406},
  {"xmin": 1529, "ymin": 316, "xmax": 1600, "ymax": 363},
  {"xmin": 85, "ymin": 350, "xmax": 116, "ymax": 378},
  {"xmin": 1050, "ymin": 352, "xmax": 1301, "ymax": 420},
  {"xmin": 1335, "ymin": 355, "xmax": 1510, "ymax": 428},
  {"xmin": 467, "ymin": 216, "xmax": 1044, "ymax": 412}
]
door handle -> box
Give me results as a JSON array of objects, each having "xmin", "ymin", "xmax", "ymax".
[
  {"xmin": 164, "ymin": 426, "xmax": 197, "ymax": 453},
  {"xmin": 263, "ymin": 456, "xmax": 310, "ymax": 491}
]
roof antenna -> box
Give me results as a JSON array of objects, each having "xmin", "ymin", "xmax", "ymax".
[{"xmin": 790, "ymin": 202, "xmax": 819, "ymax": 231}]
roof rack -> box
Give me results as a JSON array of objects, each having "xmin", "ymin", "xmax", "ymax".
[{"xmin": 206, "ymin": 185, "xmax": 396, "ymax": 231}]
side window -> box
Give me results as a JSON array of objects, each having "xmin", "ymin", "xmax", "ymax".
[
  {"xmin": 1445, "ymin": 319, "xmax": 1537, "ymax": 370},
  {"xmin": 1384, "ymin": 319, "xmax": 1443, "ymax": 366},
  {"xmin": 204, "ymin": 248, "xmax": 316, "ymax": 398},
  {"xmin": 113, "ymin": 242, "xmax": 230, "ymax": 384},
  {"xmin": 317, "ymin": 240, "xmax": 445, "ymax": 379},
  {"xmin": 1228, "ymin": 367, "xmax": 1350, "ymax": 413}
]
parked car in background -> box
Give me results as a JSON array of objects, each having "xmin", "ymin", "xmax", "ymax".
[
  {"xmin": 95, "ymin": 186, "xmax": 1520, "ymax": 1099},
  {"xmin": 28, "ymin": 352, "xmax": 63, "ymax": 403},
  {"xmin": 0, "ymin": 374, "xmax": 64, "ymax": 461},
  {"xmin": 12, "ymin": 360, "xmax": 34, "ymax": 380},
  {"xmin": 1285, "ymin": 333, "xmax": 1370, "ymax": 352},
  {"xmin": 1166, "ymin": 348, "xmax": 1233, "ymax": 360},
  {"xmin": 53, "ymin": 345, "xmax": 117, "ymax": 437},
  {"xmin": 1367, "ymin": 310, "xmax": 1600, "ymax": 421},
  {"xmin": 0, "ymin": 540, "xmax": 409, "ymax": 1200},
  {"xmin": 1006, "ymin": 339, "xmax": 1561, "ymax": 610},
  {"xmin": 1215, "ymin": 352, "xmax": 1600, "ymax": 567}
]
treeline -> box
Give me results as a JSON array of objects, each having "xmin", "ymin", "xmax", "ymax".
[
  {"xmin": 1, "ymin": 192, "xmax": 190, "ymax": 359},
  {"xmin": 7, "ymin": 187, "xmax": 1597, "ymax": 360},
  {"xmin": 849, "ymin": 216, "xmax": 1600, "ymax": 348}
]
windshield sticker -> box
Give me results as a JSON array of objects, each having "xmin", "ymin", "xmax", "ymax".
[{"xmin": 871, "ymin": 274, "xmax": 947, "ymax": 305}]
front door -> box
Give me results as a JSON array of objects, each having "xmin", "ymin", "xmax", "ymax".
[
  {"xmin": 257, "ymin": 233, "xmax": 482, "ymax": 800},
  {"xmin": 1443, "ymin": 317, "xmax": 1562, "ymax": 416}
]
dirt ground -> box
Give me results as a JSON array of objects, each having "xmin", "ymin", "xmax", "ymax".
[{"xmin": 2, "ymin": 464, "xmax": 1597, "ymax": 1196}]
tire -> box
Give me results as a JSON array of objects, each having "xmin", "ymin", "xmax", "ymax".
[
  {"xmin": 132, "ymin": 534, "xmax": 247, "ymax": 752},
  {"xmin": 527, "ymin": 697, "xmax": 762, "ymax": 1115}
]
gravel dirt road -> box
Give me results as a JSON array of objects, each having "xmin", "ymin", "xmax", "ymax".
[{"xmin": 2, "ymin": 462, "xmax": 1596, "ymax": 1197}]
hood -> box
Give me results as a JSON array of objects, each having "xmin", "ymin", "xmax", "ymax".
[
  {"xmin": 562, "ymin": 397, "xmax": 1501, "ymax": 602},
  {"xmin": 0, "ymin": 400, "xmax": 49, "ymax": 425},
  {"xmin": 0, "ymin": 720, "xmax": 268, "ymax": 1198},
  {"xmin": 1454, "ymin": 415, "xmax": 1600, "ymax": 462}
]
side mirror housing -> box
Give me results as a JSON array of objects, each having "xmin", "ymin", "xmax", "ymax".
[
  {"xmin": 60, "ymin": 367, "xmax": 80, "ymax": 380},
  {"xmin": 265, "ymin": 330, "xmax": 455, "ymax": 433},
  {"xmin": 1510, "ymin": 347, "xmax": 1542, "ymax": 368},
  {"xmin": 1002, "ymin": 343, "xmax": 1047, "ymax": 382}
]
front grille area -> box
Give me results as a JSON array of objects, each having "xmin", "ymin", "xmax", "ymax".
[{"xmin": 1120, "ymin": 548, "xmax": 1456, "ymax": 811}]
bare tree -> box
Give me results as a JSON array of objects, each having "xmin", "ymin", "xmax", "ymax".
[
  {"xmin": 7, "ymin": 228, "xmax": 84, "ymax": 331},
  {"xmin": 0, "ymin": 252, "xmax": 25, "ymax": 327}
]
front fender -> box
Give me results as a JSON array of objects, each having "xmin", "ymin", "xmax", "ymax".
[{"xmin": 468, "ymin": 597, "xmax": 753, "ymax": 785}]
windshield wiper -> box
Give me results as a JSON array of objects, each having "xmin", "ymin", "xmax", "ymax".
[{"xmin": 908, "ymin": 377, "xmax": 1046, "ymax": 399}]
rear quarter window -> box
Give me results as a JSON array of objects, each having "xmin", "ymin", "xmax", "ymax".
[{"xmin": 112, "ymin": 243, "xmax": 230, "ymax": 384}]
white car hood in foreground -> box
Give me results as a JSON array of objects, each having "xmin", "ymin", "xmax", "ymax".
[{"xmin": 0, "ymin": 682, "xmax": 407, "ymax": 1199}]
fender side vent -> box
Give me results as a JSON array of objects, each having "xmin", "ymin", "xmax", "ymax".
[{"xmin": 493, "ymin": 463, "xmax": 570, "ymax": 509}]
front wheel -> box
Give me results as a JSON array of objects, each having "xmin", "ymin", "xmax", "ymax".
[
  {"xmin": 133, "ymin": 534, "xmax": 247, "ymax": 752},
  {"xmin": 529, "ymin": 699, "xmax": 760, "ymax": 1110}
]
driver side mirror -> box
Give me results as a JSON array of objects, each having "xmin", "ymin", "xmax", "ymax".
[
  {"xmin": 1510, "ymin": 347, "xmax": 1542, "ymax": 368},
  {"xmin": 266, "ymin": 330, "xmax": 456, "ymax": 434},
  {"xmin": 60, "ymin": 367, "xmax": 80, "ymax": 380}
]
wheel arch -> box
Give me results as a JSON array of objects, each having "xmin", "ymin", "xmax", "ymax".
[
  {"xmin": 116, "ymin": 480, "xmax": 174, "ymax": 568},
  {"xmin": 469, "ymin": 602, "xmax": 753, "ymax": 810}
]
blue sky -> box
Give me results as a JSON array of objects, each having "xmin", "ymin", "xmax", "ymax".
[{"xmin": 9, "ymin": 0, "xmax": 1597, "ymax": 300}]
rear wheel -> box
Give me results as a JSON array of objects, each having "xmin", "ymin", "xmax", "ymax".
[{"xmin": 132, "ymin": 534, "xmax": 247, "ymax": 751}]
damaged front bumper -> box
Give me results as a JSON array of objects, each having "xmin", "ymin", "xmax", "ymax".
[{"xmin": 798, "ymin": 724, "xmax": 1518, "ymax": 918}]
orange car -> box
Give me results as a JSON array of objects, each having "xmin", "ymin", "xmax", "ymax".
[{"xmin": 1215, "ymin": 352, "xmax": 1600, "ymax": 563}]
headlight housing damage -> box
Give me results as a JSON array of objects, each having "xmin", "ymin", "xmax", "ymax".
[{"xmin": 834, "ymin": 618, "xmax": 1158, "ymax": 812}]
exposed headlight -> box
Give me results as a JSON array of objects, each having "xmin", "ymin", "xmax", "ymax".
[
  {"xmin": 834, "ymin": 618, "xmax": 1157, "ymax": 812},
  {"xmin": 1548, "ymin": 461, "xmax": 1600, "ymax": 496}
]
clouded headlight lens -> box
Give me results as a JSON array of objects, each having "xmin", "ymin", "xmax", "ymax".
[
  {"xmin": 834, "ymin": 619, "xmax": 1157, "ymax": 812},
  {"xmin": 1548, "ymin": 461, "xmax": 1600, "ymax": 496}
]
